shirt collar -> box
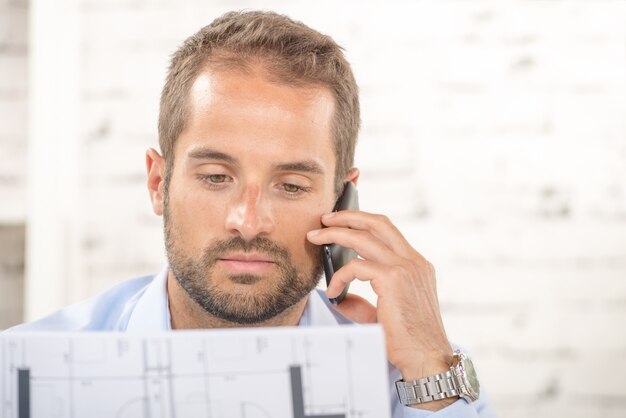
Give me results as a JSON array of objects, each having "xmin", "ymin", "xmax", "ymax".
[
  {"xmin": 125, "ymin": 265, "xmax": 171, "ymax": 332},
  {"xmin": 125, "ymin": 266, "xmax": 345, "ymax": 331},
  {"xmin": 298, "ymin": 289, "xmax": 347, "ymax": 327}
]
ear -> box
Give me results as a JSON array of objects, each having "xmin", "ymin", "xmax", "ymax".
[
  {"xmin": 345, "ymin": 167, "xmax": 360, "ymax": 186},
  {"xmin": 146, "ymin": 148, "xmax": 166, "ymax": 216}
]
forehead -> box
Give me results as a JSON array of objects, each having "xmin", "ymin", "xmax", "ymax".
[{"xmin": 176, "ymin": 67, "xmax": 336, "ymax": 173}]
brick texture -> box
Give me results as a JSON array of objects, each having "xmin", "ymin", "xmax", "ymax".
[
  {"xmin": 0, "ymin": 0, "xmax": 27, "ymax": 328},
  {"xmin": 1, "ymin": 1, "xmax": 626, "ymax": 417},
  {"xmin": 0, "ymin": 224, "xmax": 25, "ymax": 328},
  {"xmin": 0, "ymin": 0, "xmax": 27, "ymax": 222}
]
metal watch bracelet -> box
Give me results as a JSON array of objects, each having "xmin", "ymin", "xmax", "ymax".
[{"xmin": 395, "ymin": 370, "xmax": 460, "ymax": 405}]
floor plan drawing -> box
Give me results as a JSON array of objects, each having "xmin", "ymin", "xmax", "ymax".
[{"xmin": 0, "ymin": 326, "xmax": 391, "ymax": 418}]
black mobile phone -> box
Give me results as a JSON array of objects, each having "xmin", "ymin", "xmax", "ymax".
[{"xmin": 322, "ymin": 181, "xmax": 359, "ymax": 305}]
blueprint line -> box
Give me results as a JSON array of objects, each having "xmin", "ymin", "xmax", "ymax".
[
  {"xmin": 345, "ymin": 339, "xmax": 355, "ymax": 416},
  {"xmin": 290, "ymin": 365, "xmax": 305, "ymax": 417},
  {"xmin": 17, "ymin": 368, "xmax": 29, "ymax": 418},
  {"xmin": 290, "ymin": 365, "xmax": 345, "ymax": 418},
  {"xmin": 201, "ymin": 339, "xmax": 211, "ymax": 418},
  {"xmin": 69, "ymin": 340, "xmax": 75, "ymax": 418}
]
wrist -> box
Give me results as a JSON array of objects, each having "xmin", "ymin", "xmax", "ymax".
[
  {"xmin": 407, "ymin": 396, "xmax": 458, "ymax": 412},
  {"xmin": 396, "ymin": 353, "xmax": 457, "ymax": 411},
  {"xmin": 394, "ymin": 349, "xmax": 481, "ymax": 410},
  {"xmin": 396, "ymin": 350, "xmax": 453, "ymax": 381}
]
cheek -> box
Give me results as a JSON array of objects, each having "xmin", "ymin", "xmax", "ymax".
[
  {"xmin": 168, "ymin": 189, "xmax": 226, "ymax": 247},
  {"xmin": 274, "ymin": 205, "xmax": 325, "ymax": 259}
]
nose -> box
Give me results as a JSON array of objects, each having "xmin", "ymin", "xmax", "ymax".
[{"xmin": 224, "ymin": 183, "xmax": 275, "ymax": 241}]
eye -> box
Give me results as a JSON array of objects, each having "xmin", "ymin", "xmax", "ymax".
[
  {"xmin": 281, "ymin": 183, "xmax": 311, "ymax": 195},
  {"xmin": 198, "ymin": 174, "xmax": 233, "ymax": 188},
  {"xmin": 283, "ymin": 183, "xmax": 301, "ymax": 193},
  {"xmin": 205, "ymin": 174, "xmax": 229, "ymax": 184}
]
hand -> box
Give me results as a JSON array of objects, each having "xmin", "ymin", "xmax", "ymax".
[{"xmin": 307, "ymin": 210, "xmax": 456, "ymax": 411}]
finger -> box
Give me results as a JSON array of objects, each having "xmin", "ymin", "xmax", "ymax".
[
  {"xmin": 326, "ymin": 258, "xmax": 391, "ymax": 298},
  {"xmin": 307, "ymin": 227, "xmax": 402, "ymax": 265},
  {"xmin": 321, "ymin": 211, "xmax": 413, "ymax": 257},
  {"xmin": 331, "ymin": 293, "xmax": 377, "ymax": 324}
]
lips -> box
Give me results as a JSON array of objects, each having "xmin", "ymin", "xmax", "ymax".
[
  {"xmin": 218, "ymin": 252, "xmax": 276, "ymax": 275},
  {"xmin": 219, "ymin": 252, "xmax": 275, "ymax": 263}
]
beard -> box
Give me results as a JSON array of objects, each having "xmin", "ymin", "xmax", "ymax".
[{"xmin": 163, "ymin": 201, "xmax": 323, "ymax": 325}]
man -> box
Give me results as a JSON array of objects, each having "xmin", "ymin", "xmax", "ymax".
[{"xmin": 10, "ymin": 11, "xmax": 497, "ymax": 417}]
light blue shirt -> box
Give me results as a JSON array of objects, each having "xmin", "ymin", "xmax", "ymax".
[{"xmin": 8, "ymin": 266, "xmax": 498, "ymax": 417}]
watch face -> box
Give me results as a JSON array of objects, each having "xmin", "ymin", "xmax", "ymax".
[{"xmin": 460, "ymin": 355, "xmax": 480, "ymax": 400}]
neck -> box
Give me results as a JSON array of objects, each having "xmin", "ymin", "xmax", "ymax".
[{"xmin": 166, "ymin": 271, "xmax": 308, "ymax": 329}]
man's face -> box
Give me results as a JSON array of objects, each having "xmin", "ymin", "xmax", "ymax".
[{"xmin": 162, "ymin": 67, "xmax": 337, "ymax": 324}]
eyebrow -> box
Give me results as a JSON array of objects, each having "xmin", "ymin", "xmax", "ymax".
[
  {"xmin": 274, "ymin": 161, "xmax": 325, "ymax": 175},
  {"xmin": 187, "ymin": 147, "xmax": 325, "ymax": 175},
  {"xmin": 188, "ymin": 148, "xmax": 237, "ymax": 165}
]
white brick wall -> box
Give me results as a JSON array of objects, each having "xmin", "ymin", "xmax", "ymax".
[
  {"xmin": 0, "ymin": 224, "xmax": 25, "ymax": 329},
  {"xmin": 0, "ymin": 0, "xmax": 27, "ymax": 222},
  {"xmin": 0, "ymin": 0, "xmax": 27, "ymax": 326},
  {"xmin": 1, "ymin": 1, "xmax": 625, "ymax": 417}
]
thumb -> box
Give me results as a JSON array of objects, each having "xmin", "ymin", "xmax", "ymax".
[{"xmin": 331, "ymin": 293, "xmax": 377, "ymax": 324}]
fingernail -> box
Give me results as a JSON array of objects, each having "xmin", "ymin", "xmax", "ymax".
[
  {"xmin": 322, "ymin": 212, "xmax": 335, "ymax": 219},
  {"xmin": 307, "ymin": 229, "xmax": 320, "ymax": 237}
]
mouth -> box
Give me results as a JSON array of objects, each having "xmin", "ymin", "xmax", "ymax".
[{"xmin": 218, "ymin": 252, "xmax": 277, "ymax": 274}]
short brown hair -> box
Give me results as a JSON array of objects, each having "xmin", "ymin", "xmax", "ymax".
[{"xmin": 158, "ymin": 10, "xmax": 360, "ymax": 195}]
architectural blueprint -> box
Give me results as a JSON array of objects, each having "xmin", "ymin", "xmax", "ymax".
[{"xmin": 1, "ymin": 326, "xmax": 391, "ymax": 418}]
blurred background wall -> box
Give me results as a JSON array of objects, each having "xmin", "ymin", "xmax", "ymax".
[
  {"xmin": 0, "ymin": 0, "xmax": 27, "ymax": 329},
  {"xmin": 1, "ymin": 0, "xmax": 625, "ymax": 417}
]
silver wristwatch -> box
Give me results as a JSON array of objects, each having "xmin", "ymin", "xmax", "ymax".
[{"xmin": 395, "ymin": 350, "xmax": 480, "ymax": 406}]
